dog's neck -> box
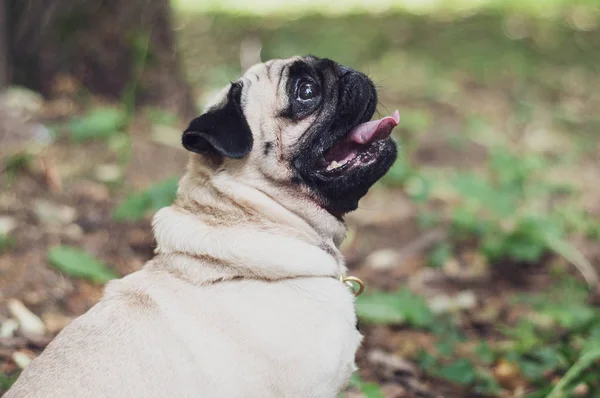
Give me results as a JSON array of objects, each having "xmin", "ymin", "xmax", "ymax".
[{"xmin": 149, "ymin": 161, "xmax": 348, "ymax": 284}]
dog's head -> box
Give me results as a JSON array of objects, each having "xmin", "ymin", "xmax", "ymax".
[{"xmin": 182, "ymin": 55, "xmax": 398, "ymax": 216}]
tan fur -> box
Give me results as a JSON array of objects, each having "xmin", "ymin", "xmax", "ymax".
[{"xmin": 5, "ymin": 57, "xmax": 362, "ymax": 398}]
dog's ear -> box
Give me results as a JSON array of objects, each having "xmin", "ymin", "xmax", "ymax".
[{"xmin": 182, "ymin": 82, "xmax": 253, "ymax": 159}]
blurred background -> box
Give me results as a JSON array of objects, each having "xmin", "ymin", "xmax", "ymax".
[{"xmin": 1, "ymin": 0, "xmax": 600, "ymax": 396}]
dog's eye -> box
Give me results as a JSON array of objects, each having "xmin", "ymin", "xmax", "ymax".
[{"xmin": 297, "ymin": 82, "xmax": 319, "ymax": 101}]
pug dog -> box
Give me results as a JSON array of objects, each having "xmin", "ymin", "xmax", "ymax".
[{"xmin": 6, "ymin": 55, "xmax": 399, "ymax": 398}]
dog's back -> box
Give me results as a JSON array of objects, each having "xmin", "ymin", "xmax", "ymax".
[{"xmin": 6, "ymin": 264, "xmax": 360, "ymax": 398}]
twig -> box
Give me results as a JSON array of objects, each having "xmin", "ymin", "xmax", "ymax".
[{"xmin": 545, "ymin": 234, "xmax": 599, "ymax": 291}]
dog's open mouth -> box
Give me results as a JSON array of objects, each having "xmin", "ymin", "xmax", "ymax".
[{"xmin": 318, "ymin": 110, "xmax": 400, "ymax": 175}]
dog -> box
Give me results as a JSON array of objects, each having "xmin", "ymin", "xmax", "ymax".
[{"xmin": 6, "ymin": 55, "xmax": 399, "ymax": 398}]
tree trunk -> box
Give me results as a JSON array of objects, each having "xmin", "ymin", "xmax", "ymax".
[
  {"xmin": 6, "ymin": 0, "xmax": 196, "ymax": 117},
  {"xmin": 0, "ymin": 0, "xmax": 7, "ymax": 90}
]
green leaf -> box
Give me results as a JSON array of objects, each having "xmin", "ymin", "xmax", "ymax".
[
  {"xmin": 417, "ymin": 211, "xmax": 440, "ymax": 229},
  {"xmin": 524, "ymin": 386, "xmax": 555, "ymax": 398},
  {"xmin": 418, "ymin": 350, "xmax": 437, "ymax": 371},
  {"xmin": 69, "ymin": 107, "xmax": 128, "ymax": 142},
  {"xmin": 48, "ymin": 246, "xmax": 118, "ymax": 284},
  {"xmin": 450, "ymin": 206, "xmax": 482, "ymax": 234},
  {"xmin": 436, "ymin": 339, "xmax": 456, "ymax": 358},
  {"xmin": 355, "ymin": 293, "xmax": 406, "ymax": 324},
  {"xmin": 360, "ymin": 383, "xmax": 385, "ymax": 398},
  {"xmin": 3, "ymin": 152, "xmax": 33, "ymax": 176},
  {"xmin": 113, "ymin": 178, "xmax": 178, "ymax": 222},
  {"xmin": 544, "ymin": 304, "xmax": 597, "ymax": 330},
  {"xmin": 480, "ymin": 233, "xmax": 507, "ymax": 261},
  {"xmin": 582, "ymin": 325, "xmax": 600, "ymax": 353},
  {"xmin": 501, "ymin": 319, "xmax": 542, "ymax": 352},
  {"xmin": 451, "ymin": 172, "xmax": 490, "ymax": 205},
  {"xmin": 428, "ymin": 242, "xmax": 452, "ymax": 268},
  {"xmin": 399, "ymin": 289, "xmax": 436, "ymax": 327},
  {"xmin": 113, "ymin": 192, "xmax": 152, "ymax": 221},
  {"xmin": 0, "ymin": 372, "xmax": 18, "ymax": 392},
  {"xmin": 505, "ymin": 239, "xmax": 545, "ymax": 263},
  {"xmin": 356, "ymin": 288, "xmax": 434, "ymax": 327},
  {"xmin": 0, "ymin": 234, "xmax": 15, "ymax": 254},
  {"xmin": 474, "ymin": 341, "xmax": 495, "ymax": 365},
  {"xmin": 145, "ymin": 107, "xmax": 179, "ymax": 126},
  {"xmin": 451, "ymin": 171, "xmax": 519, "ymax": 219},
  {"xmin": 348, "ymin": 374, "xmax": 362, "ymax": 388},
  {"xmin": 435, "ymin": 359, "xmax": 477, "ymax": 385},
  {"xmin": 473, "ymin": 369, "xmax": 502, "ymax": 395},
  {"xmin": 347, "ymin": 374, "xmax": 384, "ymax": 398},
  {"xmin": 517, "ymin": 347, "xmax": 563, "ymax": 380},
  {"xmin": 526, "ymin": 276, "xmax": 599, "ymax": 329}
]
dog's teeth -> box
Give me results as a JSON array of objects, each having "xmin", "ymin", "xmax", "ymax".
[{"xmin": 326, "ymin": 160, "xmax": 342, "ymax": 171}]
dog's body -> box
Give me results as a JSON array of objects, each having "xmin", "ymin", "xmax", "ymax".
[{"xmin": 6, "ymin": 56, "xmax": 398, "ymax": 398}]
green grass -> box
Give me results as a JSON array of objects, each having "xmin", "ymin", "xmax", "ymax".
[
  {"xmin": 0, "ymin": 372, "xmax": 18, "ymax": 392},
  {"xmin": 357, "ymin": 276, "xmax": 600, "ymax": 396},
  {"xmin": 549, "ymin": 348, "xmax": 600, "ymax": 398}
]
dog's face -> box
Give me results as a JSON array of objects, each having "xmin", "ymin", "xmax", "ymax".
[{"xmin": 182, "ymin": 55, "xmax": 398, "ymax": 216}]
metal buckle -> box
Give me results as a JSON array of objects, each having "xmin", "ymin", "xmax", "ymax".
[{"xmin": 339, "ymin": 275, "xmax": 365, "ymax": 297}]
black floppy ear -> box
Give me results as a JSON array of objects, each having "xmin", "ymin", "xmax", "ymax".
[{"xmin": 182, "ymin": 82, "xmax": 253, "ymax": 159}]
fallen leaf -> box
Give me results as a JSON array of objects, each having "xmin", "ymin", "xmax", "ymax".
[
  {"xmin": 47, "ymin": 246, "xmax": 118, "ymax": 284},
  {"xmin": 68, "ymin": 107, "xmax": 127, "ymax": 142}
]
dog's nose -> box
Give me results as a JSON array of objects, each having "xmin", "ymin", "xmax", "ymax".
[{"xmin": 337, "ymin": 65, "xmax": 352, "ymax": 78}]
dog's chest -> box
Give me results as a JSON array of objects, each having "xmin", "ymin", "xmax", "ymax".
[{"xmin": 155, "ymin": 277, "xmax": 362, "ymax": 397}]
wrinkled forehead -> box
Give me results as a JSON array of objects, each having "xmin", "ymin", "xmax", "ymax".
[
  {"xmin": 238, "ymin": 57, "xmax": 305, "ymax": 110},
  {"xmin": 242, "ymin": 56, "xmax": 302, "ymax": 86}
]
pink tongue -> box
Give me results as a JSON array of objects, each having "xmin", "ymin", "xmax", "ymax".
[{"xmin": 348, "ymin": 110, "xmax": 400, "ymax": 144}]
